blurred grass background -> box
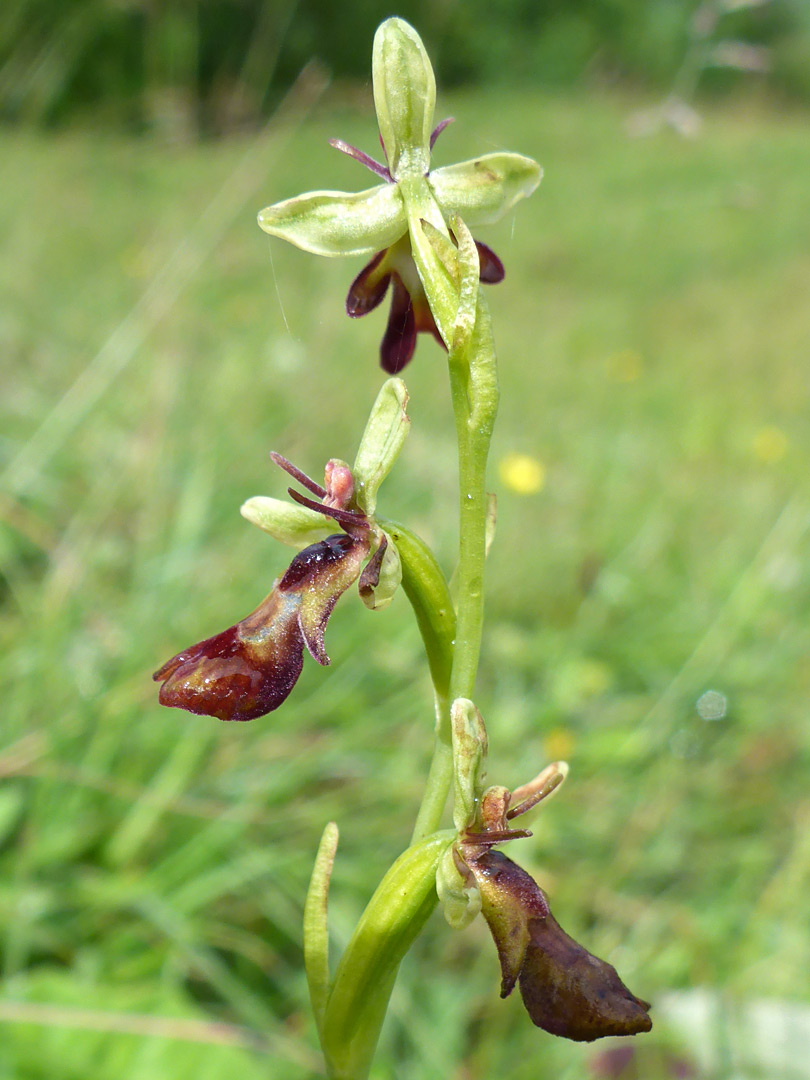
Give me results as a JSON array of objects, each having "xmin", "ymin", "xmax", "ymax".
[{"xmin": 2, "ymin": 2, "xmax": 810, "ymax": 1078}]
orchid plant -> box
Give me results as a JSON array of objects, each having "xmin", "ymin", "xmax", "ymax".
[{"xmin": 154, "ymin": 18, "xmax": 652, "ymax": 1078}]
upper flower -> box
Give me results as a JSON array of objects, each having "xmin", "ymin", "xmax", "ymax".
[{"xmin": 257, "ymin": 17, "xmax": 541, "ymax": 371}]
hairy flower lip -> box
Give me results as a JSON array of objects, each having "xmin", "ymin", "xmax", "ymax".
[{"xmin": 469, "ymin": 849, "xmax": 653, "ymax": 1043}]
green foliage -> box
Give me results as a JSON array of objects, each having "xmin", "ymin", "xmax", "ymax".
[
  {"xmin": 2, "ymin": 88, "xmax": 810, "ymax": 1075},
  {"xmin": 1, "ymin": 1, "xmax": 809, "ymax": 130}
]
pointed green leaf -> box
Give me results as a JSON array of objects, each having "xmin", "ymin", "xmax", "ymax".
[
  {"xmin": 448, "ymin": 214, "xmax": 480, "ymax": 355},
  {"xmin": 257, "ymin": 183, "xmax": 406, "ymax": 257},
  {"xmin": 322, "ymin": 831, "xmax": 453, "ymax": 1079},
  {"xmin": 430, "ymin": 153, "xmax": 542, "ymax": 226},
  {"xmin": 485, "ymin": 492, "xmax": 497, "ymax": 558},
  {"xmin": 400, "ymin": 175, "xmax": 458, "ymax": 347},
  {"xmin": 304, "ymin": 821, "xmax": 339, "ymax": 1040},
  {"xmin": 373, "ymin": 18, "xmax": 435, "ymax": 179}
]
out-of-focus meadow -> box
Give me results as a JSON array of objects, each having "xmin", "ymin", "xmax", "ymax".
[{"xmin": 2, "ymin": 3, "xmax": 810, "ymax": 1079}]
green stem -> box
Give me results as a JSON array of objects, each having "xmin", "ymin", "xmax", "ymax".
[{"xmin": 316, "ymin": 197, "xmax": 500, "ymax": 1080}]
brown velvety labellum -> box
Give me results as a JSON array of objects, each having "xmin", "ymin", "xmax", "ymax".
[{"xmin": 518, "ymin": 913, "xmax": 652, "ymax": 1042}]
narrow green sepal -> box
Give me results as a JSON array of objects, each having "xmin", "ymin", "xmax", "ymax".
[
  {"xmin": 304, "ymin": 821, "xmax": 339, "ymax": 1040},
  {"xmin": 429, "ymin": 153, "xmax": 542, "ymax": 226},
  {"xmin": 437, "ymin": 844, "xmax": 482, "ymax": 930},
  {"xmin": 353, "ymin": 378, "xmax": 410, "ymax": 517},
  {"xmin": 257, "ymin": 183, "xmax": 406, "ymax": 257},
  {"xmin": 240, "ymin": 495, "xmax": 330, "ymax": 548},
  {"xmin": 373, "ymin": 18, "xmax": 435, "ymax": 179},
  {"xmin": 451, "ymin": 698, "xmax": 489, "ymax": 833}
]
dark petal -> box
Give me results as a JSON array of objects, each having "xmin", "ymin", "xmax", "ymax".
[
  {"xmin": 519, "ymin": 911, "xmax": 652, "ymax": 1042},
  {"xmin": 280, "ymin": 533, "xmax": 370, "ymax": 665},
  {"xmin": 472, "ymin": 851, "xmax": 652, "ymax": 1043},
  {"xmin": 153, "ymin": 591, "xmax": 305, "ymax": 722},
  {"xmin": 347, "ymin": 251, "xmax": 391, "ymax": 317},
  {"xmin": 269, "ymin": 451, "xmax": 326, "ymax": 498},
  {"xmin": 328, "ymin": 138, "xmax": 392, "ymax": 182},
  {"xmin": 380, "ymin": 275, "xmax": 417, "ymax": 374},
  {"xmin": 476, "ymin": 241, "xmax": 505, "ymax": 284}
]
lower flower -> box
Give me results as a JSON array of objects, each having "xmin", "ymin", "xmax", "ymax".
[
  {"xmin": 470, "ymin": 849, "xmax": 652, "ymax": 1042},
  {"xmin": 446, "ymin": 756, "xmax": 653, "ymax": 1043}
]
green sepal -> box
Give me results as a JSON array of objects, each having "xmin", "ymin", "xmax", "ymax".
[
  {"xmin": 436, "ymin": 843, "xmax": 481, "ymax": 930},
  {"xmin": 257, "ymin": 183, "xmax": 406, "ymax": 257},
  {"xmin": 240, "ymin": 495, "xmax": 330, "ymax": 549},
  {"xmin": 373, "ymin": 17, "xmax": 435, "ymax": 180},
  {"xmin": 429, "ymin": 153, "xmax": 542, "ymax": 226},
  {"xmin": 451, "ymin": 698, "xmax": 488, "ymax": 833},
  {"xmin": 353, "ymin": 378, "xmax": 410, "ymax": 517}
]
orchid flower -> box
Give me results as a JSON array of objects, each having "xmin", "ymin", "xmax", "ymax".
[{"xmin": 258, "ymin": 18, "xmax": 540, "ymax": 372}]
